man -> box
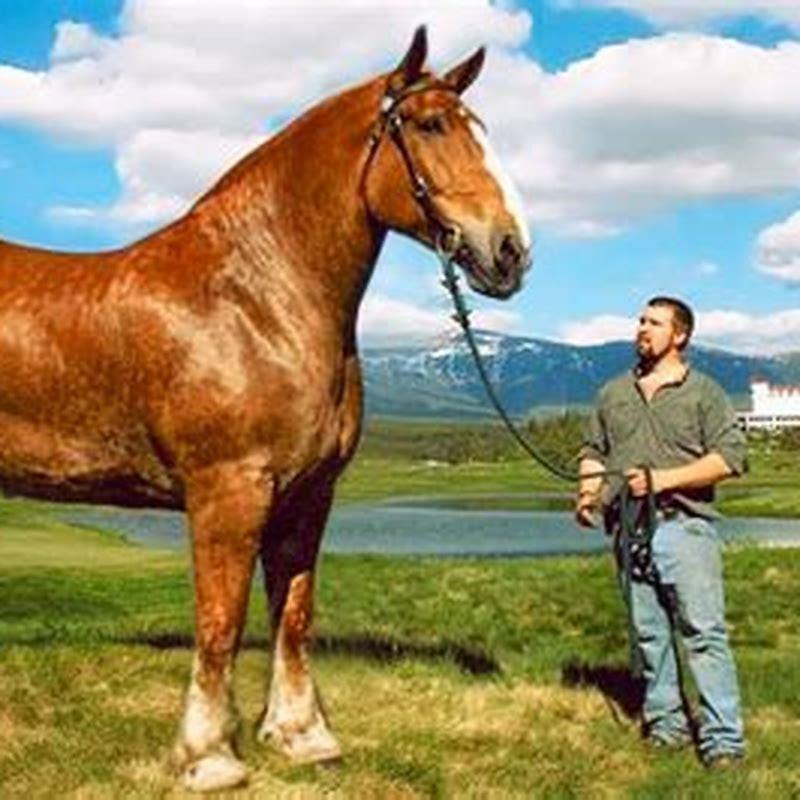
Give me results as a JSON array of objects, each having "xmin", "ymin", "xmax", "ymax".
[{"xmin": 577, "ymin": 296, "xmax": 746, "ymax": 767}]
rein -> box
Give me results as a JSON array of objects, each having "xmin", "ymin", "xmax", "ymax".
[
  {"xmin": 368, "ymin": 78, "xmax": 655, "ymax": 677},
  {"xmin": 438, "ymin": 247, "xmax": 653, "ymax": 676},
  {"xmin": 365, "ymin": 79, "xmax": 464, "ymax": 249}
]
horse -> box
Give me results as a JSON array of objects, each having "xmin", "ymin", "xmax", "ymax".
[{"xmin": 0, "ymin": 27, "xmax": 530, "ymax": 791}]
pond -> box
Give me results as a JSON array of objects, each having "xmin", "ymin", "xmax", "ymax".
[{"xmin": 60, "ymin": 496, "xmax": 800, "ymax": 558}]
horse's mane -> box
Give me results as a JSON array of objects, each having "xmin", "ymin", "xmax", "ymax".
[{"xmin": 191, "ymin": 74, "xmax": 384, "ymax": 212}]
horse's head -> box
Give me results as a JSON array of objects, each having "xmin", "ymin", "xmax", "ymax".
[{"xmin": 364, "ymin": 27, "xmax": 531, "ymax": 299}]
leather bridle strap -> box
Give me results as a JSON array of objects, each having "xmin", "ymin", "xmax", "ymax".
[{"xmin": 365, "ymin": 80, "xmax": 462, "ymax": 253}]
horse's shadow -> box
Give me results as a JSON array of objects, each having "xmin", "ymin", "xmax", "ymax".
[
  {"xmin": 116, "ymin": 631, "xmax": 501, "ymax": 678},
  {"xmin": 561, "ymin": 658, "xmax": 645, "ymax": 720}
]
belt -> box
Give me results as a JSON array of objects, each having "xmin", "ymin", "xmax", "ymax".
[{"xmin": 655, "ymin": 506, "xmax": 679, "ymax": 521}]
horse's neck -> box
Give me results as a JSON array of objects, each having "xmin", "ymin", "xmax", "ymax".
[{"xmin": 192, "ymin": 80, "xmax": 386, "ymax": 327}]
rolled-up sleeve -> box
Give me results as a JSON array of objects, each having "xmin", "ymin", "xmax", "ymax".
[
  {"xmin": 702, "ymin": 379, "xmax": 747, "ymax": 475},
  {"xmin": 580, "ymin": 397, "xmax": 608, "ymax": 464}
]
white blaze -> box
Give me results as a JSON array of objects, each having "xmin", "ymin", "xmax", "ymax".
[{"xmin": 469, "ymin": 120, "xmax": 531, "ymax": 250}]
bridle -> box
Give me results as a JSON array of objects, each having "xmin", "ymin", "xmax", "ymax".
[
  {"xmin": 364, "ymin": 77, "xmax": 657, "ymax": 680},
  {"xmin": 363, "ymin": 78, "xmax": 468, "ymax": 256}
]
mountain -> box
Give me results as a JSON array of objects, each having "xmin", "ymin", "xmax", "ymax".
[{"xmin": 360, "ymin": 331, "xmax": 796, "ymax": 419}]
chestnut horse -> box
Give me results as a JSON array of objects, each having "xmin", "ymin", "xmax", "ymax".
[{"xmin": 0, "ymin": 28, "xmax": 530, "ymax": 791}]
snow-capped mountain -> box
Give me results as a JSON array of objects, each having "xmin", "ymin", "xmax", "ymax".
[{"xmin": 360, "ymin": 330, "xmax": 799, "ymax": 418}]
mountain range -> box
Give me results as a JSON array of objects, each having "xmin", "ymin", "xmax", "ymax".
[{"xmin": 361, "ymin": 331, "xmax": 800, "ymax": 419}]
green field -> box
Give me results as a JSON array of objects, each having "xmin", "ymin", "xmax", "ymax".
[
  {"xmin": 338, "ymin": 419, "xmax": 800, "ymax": 518},
  {"xmin": 1, "ymin": 420, "xmax": 799, "ymax": 797}
]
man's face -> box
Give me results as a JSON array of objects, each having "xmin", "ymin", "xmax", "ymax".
[{"xmin": 636, "ymin": 304, "xmax": 685, "ymax": 361}]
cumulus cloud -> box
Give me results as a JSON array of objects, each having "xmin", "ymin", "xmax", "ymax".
[
  {"xmin": 561, "ymin": 307, "xmax": 800, "ymax": 354},
  {"xmin": 4, "ymin": 1, "xmax": 800, "ymax": 244},
  {"xmin": 50, "ymin": 128, "xmax": 264, "ymax": 227},
  {"xmin": 756, "ymin": 210, "xmax": 800, "ymax": 283},
  {"xmin": 561, "ymin": 1, "xmax": 800, "ymax": 30},
  {"xmin": 696, "ymin": 308, "xmax": 800, "ymax": 354},
  {"xmin": 0, "ymin": 0, "xmax": 529, "ymax": 228},
  {"xmin": 471, "ymin": 35, "xmax": 800, "ymax": 237},
  {"xmin": 560, "ymin": 314, "xmax": 637, "ymax": 346},
  {"xmin": 358, "ymin": 292, "xmax": 522, "ymax": 347}
]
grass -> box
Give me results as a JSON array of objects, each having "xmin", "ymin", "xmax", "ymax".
[
  {"xmin": 1, "ymin": 422, "xmax": 798, "ymax": 796},
  {"xmin": 1, "ymin": 517, "xmax": 799, "ymax": 798},
  {"xmin": 335, "ymin": 455, "xmax": 800, "ymax": 518}
]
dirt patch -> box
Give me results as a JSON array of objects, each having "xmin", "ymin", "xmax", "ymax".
[
  {"xmin": 103, "ymin": 682, "xmax": 183, "ymax": 720},
  {"xmin": 750, "ymin": 706, "xmax": 800, "ymax": 733},
  {"xmin": 0, "ymin": 709, "xmax": 19, "ymax": 748}
]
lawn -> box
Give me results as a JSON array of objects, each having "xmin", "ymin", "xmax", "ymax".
[
  {"xmin": 1, "ymin": 422, "xmax": 798, "ymax": 796},
  {"xmin": 1, "ymin": 518, "xmax": 798, "ymax": 798}
]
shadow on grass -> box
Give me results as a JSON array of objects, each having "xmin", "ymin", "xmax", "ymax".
[
  {"xmin": 561, "ymin": 658, "xmax": 645, "ymax": 720},
  {"xmin": 114, "ymin": 631, "xmax": 501, "ymax": 677}
]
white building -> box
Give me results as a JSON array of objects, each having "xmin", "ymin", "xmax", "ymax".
[{"xmin": 738, "ymin": 379, "xmax": 800, "ymax": 431}]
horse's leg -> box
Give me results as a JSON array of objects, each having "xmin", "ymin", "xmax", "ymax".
[
  {"xmin": 256, "ymin": 474, "xmax": 341, "ymax": 763},
  {"xmin": 174, "ymin": 460, "xmax": 274, "ymax": 792}
]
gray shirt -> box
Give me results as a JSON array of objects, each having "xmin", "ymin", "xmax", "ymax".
[{"xmin": 582, "ymin": 366, "xmax": 746, "ymax": 519}]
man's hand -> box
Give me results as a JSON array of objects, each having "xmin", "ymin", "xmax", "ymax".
[
  {"xmin": 575, "ymin": 491, "xmax": 600, "ymax": 528},
  {"xmin": 625, "ymin": 454, "xmax": 732, "ymax": 498},
  {"xmin": 625, "ymin": 467, "xmax": 663, "ymax": 498}
]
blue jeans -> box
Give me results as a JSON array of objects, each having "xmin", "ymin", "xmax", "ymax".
[{"xmin": 619, "ymin": 515, "xmax": 745, "ymax": 758}]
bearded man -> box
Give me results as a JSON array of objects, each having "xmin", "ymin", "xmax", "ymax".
[{"xmin": 576, "ymin": 296, "xmax": 746, "ymax": 767}]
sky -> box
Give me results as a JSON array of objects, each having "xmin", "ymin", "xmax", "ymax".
[{"xmin": 2, "ymin": 1, "xmax": 800, "ymax": 355}]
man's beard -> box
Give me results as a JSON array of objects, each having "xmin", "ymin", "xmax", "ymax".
[{"xmin": 635, "ymin": 340, "xmax": 659, "ymax": 372}]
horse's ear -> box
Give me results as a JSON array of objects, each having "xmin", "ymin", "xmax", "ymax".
[
  {"xmin": 389, "ymin": 26, "xmax": 428, "ymax": 93},
  {"xmin": 443, "ymin": 47, "xmax": 486, "ymax": 95}
]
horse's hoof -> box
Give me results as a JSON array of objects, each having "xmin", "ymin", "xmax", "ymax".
[
  {"xmin": 182, "ymin": 753, "xmax": 249, "ymax": 793},
  {"xmin": 259, "ymin": 720, "xmax": 342, "ymax": 764}
]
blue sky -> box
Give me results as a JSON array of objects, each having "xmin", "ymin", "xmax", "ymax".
[{"xmin": 2, "ymin": 1, "xmax": 800, "ymax": 354}]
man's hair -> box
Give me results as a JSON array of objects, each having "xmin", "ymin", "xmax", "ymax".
[{"xmin": 647, "ymin": 296, "xmax": 694, "ymax": 348}]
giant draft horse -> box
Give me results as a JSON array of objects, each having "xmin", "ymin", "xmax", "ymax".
[{"xmin": 0, "ymin": 28, "xmax": 530, "ymax": 791}]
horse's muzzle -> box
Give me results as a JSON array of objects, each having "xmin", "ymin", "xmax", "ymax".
[
  {"xmin": 493, "ymin": 232, "xmax": 531, "ymax": 281},
  {"xmin": 452, "ymin": 227, "xmax": 531, "ymax": 299}
]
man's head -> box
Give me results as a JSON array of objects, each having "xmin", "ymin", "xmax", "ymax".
[{"xmin": 636, "ymin": 296, "xmax": 694, "ymax": 364}]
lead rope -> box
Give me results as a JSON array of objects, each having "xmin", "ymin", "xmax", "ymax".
[
  {"xmin": 438, "ymin": 248, "xmax": 653, "ymax": 678},
  {"xmin": 367, "ymin": 78, "xmax": 653, "ymax": 678}
]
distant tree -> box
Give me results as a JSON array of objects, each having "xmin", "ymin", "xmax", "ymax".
[{"xmin": 522, "ymin": 411, "xmax": 587, "ymax": 474}]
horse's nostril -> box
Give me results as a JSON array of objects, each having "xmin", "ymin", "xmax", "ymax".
[
  {"xmin": 500, "ymin": 235, "xmax": 521, "ymax": 263},
  {"xmin": 497, "ymin": 234, "xmax": 524, "ymax": 277}
]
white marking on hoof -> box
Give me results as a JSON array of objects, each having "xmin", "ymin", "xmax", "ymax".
[
  {"xmin": 259, "ymin": 717, "xmax": 342, "ymax": 764},
  {"xmin": 182, "ymin": 753, "xmax": 249, "ymax": 793}
]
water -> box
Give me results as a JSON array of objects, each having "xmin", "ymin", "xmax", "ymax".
[{"xmin": 60, "ymin": 499, "xmax": 800, "ymax": 558}]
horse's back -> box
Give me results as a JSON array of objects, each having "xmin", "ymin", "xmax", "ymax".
[
  {"xmin": 0, "ymin": 238, "xmax": 123, "ymax": 396},
  {"xmin": 0, "ymin": 239, "xmax": 180, "ymax": 506}
]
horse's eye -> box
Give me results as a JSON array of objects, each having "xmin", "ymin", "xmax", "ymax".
[{"xmin": 417, "ymin": 116, "xmax": 446, "ymax": 135}]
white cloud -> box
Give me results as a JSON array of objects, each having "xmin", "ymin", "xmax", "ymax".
[
  {"xmin": 5, "ymin": 2, "xmax": 800, "ymax": 244},
  {"xmin": 50, "ymin": 128, "xmax": 263, "ymax": 228},
  {"xmin": 472, "ymin": 35, "xmax": 800, "ymax": 237},
  {"xmin": 562, "ymin": 1, "xmax": 800, "ymax": 29},
  {"xmin": 358, "ymin": 293, "xmax": 521, "ymax": 347},
  {"xmin": 469, "ymin": 307, "xmax": 523, "ymax": 333},
  {"xmin": 756, "ymin": 210, "xmax": 800, "ymax": 283},
  {"xmin": 561, "ymin": 307, "xmax": 800, "ymax": 354},
  {"xmin": 696, "ymin": 308, "xmax": 800, "ymax": 354},
  {"xmin": 560, "ymin": 314, "xmax": 636, "ymax": 345},
  {"xmin": 358, "ymin": 294, "xmax": 447, "ymax": 347},
  {"xmin": 52, "ymin": 21, "xmax": 110, "ymax": 61},
  {"xmin": 696, "ymin": 260, "xmax": 719, "ymax": 276},
  {"xmin": 1, "ymin": 0, "xmax": 529, "ymax": 227}
]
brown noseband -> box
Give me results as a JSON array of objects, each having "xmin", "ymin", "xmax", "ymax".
[{"xmin": 364, "ymin": 80, "xmax": 473, "ymax": 255}]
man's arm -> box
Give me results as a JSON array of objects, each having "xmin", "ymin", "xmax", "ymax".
[
  {"xmin": 576, "ymin": 457, "xmax": 605, "ymax": 527},
  {"xmin": 626, "ymin": 453, "xmax": 732, "ymax": 498},
  {"xmin": 576, "ymin": 398, "xmax": 608, "ymax": 527}
]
